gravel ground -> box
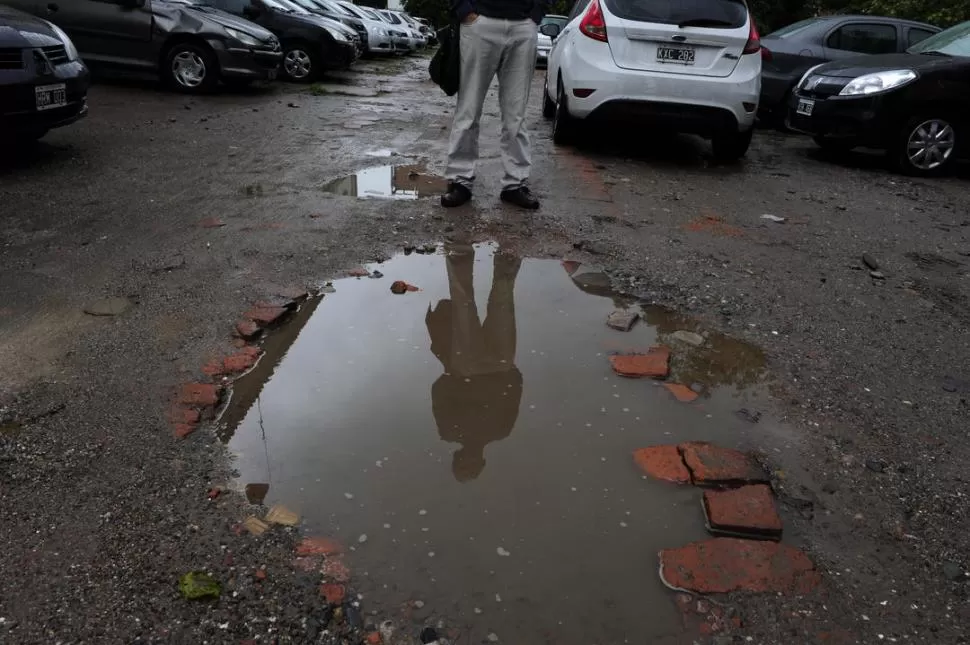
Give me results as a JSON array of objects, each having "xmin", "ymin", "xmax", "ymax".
[{"xmin": 1, "ymin": 55, "xmax": 968, "ymax": 644}]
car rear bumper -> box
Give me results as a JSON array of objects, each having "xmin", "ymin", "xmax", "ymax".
[
  {"xmin": 214, "ymin": 45, "xmax": 282, "ymax": 81},
  {"xmin": 562, "ymin": 40, "xmax": 760, "ymax": 133},
  {"xmin": 0, "ymin": 61, "xmax": 90, "ymax": 133}
]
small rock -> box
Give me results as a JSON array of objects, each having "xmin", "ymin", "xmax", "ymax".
[
  {"xmin": 243, "ymin": 516, "xmax": 270, "ymax": 536},
  {"xmin": 760, "ymin": 214, "xmax": 786, "ymax": 223},
  {"xmin": 606, "ymin": 309, "xmax": 639, "ymax": 332},
  {"xmin": 265, "ymin": 504, "xmax": 300, "ymax": 526},
  {"xmin": 670, "ymin": 330, "xmax": 704, "ymax": 346},
  {"xmin": 942, "ymin": 561, "xmax": 965, "ymax": 581},
  {"xmin": 344, "ymin": 492, "xmax": 355, "ymax": 500},
  {"xmin": 370, "ymin": 271, "xmax": 384, "ymax": 279},
  {"xmin": 358, "ymin": 534, "xmax": 368, "ymax": 544},
  {"xmin": 487, "ymin": 634, "xmax": 499, "ymax": 642},
  {"xmin": 287, "ymin": 102, "xmax": 299, "ymax": 108},
  {"xmin": 862, "ymin": 253, "xmax": 880, "ymax": 270},
  {"xmin": 83, "ymin": 297, "xmax": 133, "ymax": 317},
  {"xmin": 870, "ymin": 270, "xmax": 886, "ymax": 280},
  {"xmin": 496, "ymin": 547, "xmax": 511, "ymax": 557},
  {"xmin": 822, "ymin": 482, "xmax": 839, "ymax": 494},
  {"xmin": 413, "ymin": 600, "xmax": 425, "ymax": 609},
  {"xmin": 390, "ymin": 281, "xmax": 419, "ymax": 294},
  {"xmin": 865, "ymin": 459, "xmax": 887, "ymax": 473},
  {"xmin": 419, "ymin": 627, "xmax": 439, "ymax": 644},
  {"xmin": 734, "ymin": 408, "xmax": 761, "ymax": 424},
  {"xmin": 344, "ymin": 602, "xmax": 363, "ymax": 628}
]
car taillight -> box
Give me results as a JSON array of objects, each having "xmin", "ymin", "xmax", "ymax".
[
  {"xmin": 580, "ymin": 0, "xmax": 608, "ymax": 42},
  {"xmin": 742, "ymin": 16, "xmax": 760, "ymax": 55}
]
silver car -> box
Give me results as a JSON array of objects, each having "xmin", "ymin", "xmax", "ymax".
[
  {"xmin": 334, "ymin": 0, "xmax": 395, "ymax": 54},
  {"xmin": 536, "ymin": 14, "xmax": 567, "ymax": 67}
]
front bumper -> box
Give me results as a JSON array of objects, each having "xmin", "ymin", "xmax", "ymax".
[
  {"xmin": 0, "ymin": 60, "xmax": 90, "ymax": 134},
  {"xmin": 392, "ymin": 36, "xmax": 410, "ymax": 52},
  {"xmin": 367, "ymin": 32, "xmax": 394, "ymax": 53},
  {"xmin": 322, "ymin": 41, "xmax": 359, "ymax": 69},
  {"xmin": 212, "ymin": 41, "xmax": 282, "ymax": 81},
  {"xmin": 786, "ymin": 90, "xmax": 890, "ymax": 146}
]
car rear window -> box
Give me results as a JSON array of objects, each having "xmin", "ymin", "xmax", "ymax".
[{"xmin": 603, "ymin": 0, "xmax": 747, "ymax": 28}]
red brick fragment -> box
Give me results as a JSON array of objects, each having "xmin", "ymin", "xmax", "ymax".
[
  {"xmin": 174, "ymin": 423, "xmax": 197, "ymax": 439},
  {"xmin": 659, "ymin": 538, "xmax": 820, "ymax": 594},
  {"xmin": 296, "ymin": 536, "xmax": 345, "ymax": 556},
  {"xmin": 207, "ymin": 487, "xmax": 222, "ymax": 500},
  {"xmin": 365, "ymin": 631, "xmax": 382, "ymax": 645},
  {"xmin": 390, "ymin": 281, "xmax": 419, "ymax": 294},
  {"xmin": 703, "ymin": 485, "xmax": 783, "ymax": 540},
  {"xmin": 169, "ymin": 406, "xmax": 200, "ymax": 425},
  {"xmin": 254, "ymin": 568, "xmax": 267, "ymax": 581},
  {"xmin": 245, "ymin": 306, "xmax": 287, "ymax": 326},
  {"xmin": 347, "ymin": 268, "xmax": 370, "ymax": 277},
  {"xmin": 664, "ymin": 383, "xmax": 699, "ymax": 403},
  {"xmin": 199, "ymin": 217, "xmax": 226, "ymax": 228},
  {"xmin": 633, "ymin": 446, "xmax": 691, "ymax": 484},
  {"xmin": 678, "ymin": 441, "xmax": 767, "ymax": 486},
  {"xmin": 321, "ymin": 555, "xmax": 350, "ymax": 582},
  {"xmin": 202, "ymin": 360, "xmax": 224, "ymax": 377},
  {"xmin": 320, "ymin": 583, "xmax": 346, "ymax": 604},
  {"xmin": 223, "ymin": 348, "xmax": 260, "ymax": 374},
  {"xmin": 609, "ymin": 346, "xmax": 670, "ymax": 379},
  {"xmin": 179, "ymin": 383, "xmax": 220, "ymax": 407},
  {"xmin": 235, "ymin": 320, "xmax": 260, "ymax": 339}
]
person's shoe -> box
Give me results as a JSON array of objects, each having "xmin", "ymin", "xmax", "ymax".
[
  {"xmin": 441, "ymin": 182, "xmax": 472, "ymax": 208},
  {"xmin": 500, "ymin": 186, "xmax": 540, "ymax": 210}
]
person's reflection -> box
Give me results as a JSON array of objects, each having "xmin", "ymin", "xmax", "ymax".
[{"xmin": 426, "ymin": 244, "xmax": 522, "ymax": 482}]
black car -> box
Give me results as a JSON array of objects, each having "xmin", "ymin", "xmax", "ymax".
[
  {"xmin": 0, "ymin": 4, "xmax": 89, "ymax": 142},
  {"xmin": 2, "ymin": 0, "xmax": 282, "ymax": 93},
  {"xmin": 286, "ymin": 0, "xmax": 366, "ymax": 56},
  {"xmin": 787, "ymin": 20, "xmax": 970, "ymax": 176},
  {"xmin": 759, "ymin": 15, "xmax": 940, "ymax": 125},
  {"xmin": 206, "ymin": 0, "xmax": 358, "ymax": 81}
]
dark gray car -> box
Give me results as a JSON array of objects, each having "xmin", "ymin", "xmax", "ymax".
[
  {"xmin": 2, "ymin": 0, "xmax": 282, "ymax": 93},
  {"xmin": 759, "ymin": 15, "xmax": 940, "ymax": 125}
]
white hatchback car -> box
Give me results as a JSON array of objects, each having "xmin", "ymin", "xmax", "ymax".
[{"xmin": 542, "ymin": 0, "xmax": 763, "ymax": 160}]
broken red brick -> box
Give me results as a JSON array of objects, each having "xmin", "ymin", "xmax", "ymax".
[
  {"xmin": 174, "ymin": 423, "xmax": 197, "ymax": 439},
  {"xmin": 633, "ymin": 446, "xmax": 691, "ymax": 484},
  {"xmin": 321, "ymin": 555, "xmax": 350, "ymax": 583},
  {"xmin": 347, "ymin": 268, "xmax": 370, "ymax": 277},
  {"xmin": 199, "ymin": 217, "xmax": 226, "ymax": 228},
  {"xmin": 703, "ymin": 484, "xmax": 783, "ymax": 540},
  {"xmin": 664, "ymin": 383, "xmax": 699, "ymax": 403},
  {"xmin": 254, "ymin": 568, "xmax": 267, "ymax": 581},
  {"xmin": 245, "ymin": 305, "xmax": 287, "ymax": 326},
  {"xmin": 223, "ymin": 349, "xmax": 260, "ymax": 374},
  {"xmin": 659, "ymin": 538, "xmax": 820, "ymax": 595},
  {"xmin": 364, "ymin": 631, "xmax": 382, "ymax": 645},
  {"xmin": 169, "ymin": 406, "xmax": 200, "ymax": 425},
  {"xmin": 320, "ymin": 583, "xmax": 346, "ymax": 604},
  {"xmin": 235, "ymin": 320, "xmax": 260, "ymax": 339},
  {"xmin": 207, "ymin": 487, "xmax": 222, "ymax": 500},
  {"xmin": 296, "ymin": 536, "xmax": 345, "ymax": 556},
  {"xmin": 609, "ymin": 346, "xmax": 671, "ymax": 379},
  {"xmin": 679, "ymin": 442, "xmax": 767, "ymax": 486},
  {"xmin": 179, "ymin": 383, "xmax": 220, "ymax": 407},
  {"xmin": 390, "ymin": 281, "xmax": 419, "ymax": 294}
]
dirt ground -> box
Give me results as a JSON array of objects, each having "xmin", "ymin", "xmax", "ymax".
[{"xmin": 1, "ymin": 54, "xmax": 968, "ymax": 644}]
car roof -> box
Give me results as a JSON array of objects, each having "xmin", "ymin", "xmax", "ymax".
[{"xmin": 812, "ymin": 14, "xmax": 940, "ymax": 29}]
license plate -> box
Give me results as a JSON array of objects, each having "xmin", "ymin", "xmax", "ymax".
[
  {"xmin": 657, "ymin": 46, "xmax": 695, "ymax": 65},
  {"xmin": 35, "ymin": 83, "xmax": 67, "ymax": 111},
  {"xmin": 796, "ymin": 98, "xmax": 815, "ymax": 116}
]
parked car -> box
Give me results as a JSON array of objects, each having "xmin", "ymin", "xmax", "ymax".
[
  {"xmin": 0, "ymin": 4, "xmax": 89, "ymax": 142},
  {"xmin": 205, "ymin": 0, "xmax": 358, "ymax": 80},
  {"xmin": 336, "ymin": 1, "xmax": 407, "ymax": 53},
  {"xmin": 413, "ymin": 16, "xmax": 437, "ymax": 45},
  {"xmin": 759, "ymin": 15, "xmax": 941, "ymax": 125},
  {"xmin": 542, "ymin": 0, "xmax": 762, "ymax": 161},
  {"xmin": 787, "ymin": 20, "xmax": 970, "ymax": 176},
  {"xmin": 2, "ymin": 0, "xmax": 281, "ymax": 93},
  {"xmin": 287, "ymin": 0, "xmax": 366, "ymax": 56},
  {"xmin": 378, "ymin": 10, "xmax": 424, "ymax": 50},
  {"xmin": 536, "ymin": 14, "xmax": 567, "ymax": 67}
]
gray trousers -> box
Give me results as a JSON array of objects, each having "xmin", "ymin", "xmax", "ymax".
[{"xmin": 445, "ymin": 16, "xmax": 538, "ymax": 191}]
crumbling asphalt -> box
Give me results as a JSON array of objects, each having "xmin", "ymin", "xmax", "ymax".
[{"xmin": 1, "ymin": 54, "xmax": 969, "ymax": 643}]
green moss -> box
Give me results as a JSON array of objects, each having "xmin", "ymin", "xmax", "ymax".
[{"xmin": 179, "ymin": 572, "xmax": 221, "ymax": 600}]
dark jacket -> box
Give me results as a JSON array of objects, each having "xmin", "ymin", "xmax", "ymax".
[{"xmin": 451, "ymin": 0, "xmax": 548, "ymax": 25}]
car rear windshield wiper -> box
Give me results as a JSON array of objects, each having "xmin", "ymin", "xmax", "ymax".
[{"xmin": 677, "ymin": 18, "xmax": 735, "ymax": 28}]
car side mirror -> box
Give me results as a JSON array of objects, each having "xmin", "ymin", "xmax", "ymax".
[
  {"xmin": 539, "ymin": 24, "xmax": 561, "ymax": 38},
  {"xmin": 243, "ymin": 4, "xmax": 260, "ymax": 18}
]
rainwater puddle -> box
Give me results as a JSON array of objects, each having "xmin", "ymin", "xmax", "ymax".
[
  {"xmin": 322, "ymin": 164, "xmax": 445, "ymax": 200},
  {"xmin": 222, "ymin": 243, "xmax": 768, "ymax": 643}
]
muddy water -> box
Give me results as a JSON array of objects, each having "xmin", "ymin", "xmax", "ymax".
[
  {"xmin": 223, "ymin": 243, "xmax": 767, "ymax": 644},
  {"xmin": 322, "ymin": 164, "xmax": 446, "ymax": 199}
]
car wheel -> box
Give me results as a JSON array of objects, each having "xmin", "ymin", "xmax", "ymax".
[
  {"xmin": 813, "ymin": 135, "xmax": 856, "ymax": 154},
  {"xmin": 893, "ymin": 115, "xmax": 958, "ymax": 177},
  {"xmin": 552, "ymin": 79, "xmax": 576, "ymax": 145},
  {"xmin": 164, "ymin": 42, "xmax": 218, "ymax": 94},
  {"xmin": 281, "ymin": 43, "xmax": 319, "ymax": 82},
  {"xmin": 542, "ymin": 75, "xmax": 555, "ymax": 120},
  {"xmin": 711, "ymin": 128, "xmax": 753, "ymax": 162}
]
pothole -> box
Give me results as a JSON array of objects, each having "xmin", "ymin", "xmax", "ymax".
[
  {"xmin": 220, "ymin": 243, "xmax": 769, "ymax": 642},
  {"xmin": 322, "ymin": 164, "xmax": 446, "ymax": 199}
]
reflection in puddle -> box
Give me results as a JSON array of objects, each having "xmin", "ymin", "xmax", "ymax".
[
  {"xmin": 222, "ymin": 243, "xmax": 767, "ymax": 643},
  {"xmin": 323, "ymin": 164, "xmax": 446, "ymax": 199}
]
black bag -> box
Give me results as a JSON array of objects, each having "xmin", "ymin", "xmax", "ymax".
[{"xmin": 429, "ymin": 23, "xmax": 460, "ymax": 96}]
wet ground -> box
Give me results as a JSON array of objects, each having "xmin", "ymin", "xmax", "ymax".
[{"xmin": 2, "ymin": 53, "xmax": 970, "ymax": 644}]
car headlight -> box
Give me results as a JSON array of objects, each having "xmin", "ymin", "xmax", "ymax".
[
  {"xmin": 48, "ymin": 23, "xmax": 79, "ymax": 61},
  {"xmin": 839, "ymin": 69, "xmax": 917, "ymax": 96},
  {"xmin": 796, "ymin": 63, "xmax": 823, "ymax": 90},
  {"xmin": 327, "ymin": 27, "xmax": 349, "ymax": 42},
  {"xmin": 225, "ymin": 27, "xmax": 262, "ymax": 47}
]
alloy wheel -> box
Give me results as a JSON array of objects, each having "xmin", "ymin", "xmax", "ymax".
[
  {"xmin": 284, "ymin": 49, "xmax": 312, "ymax": 80},
  {"xmin": 906, "ymin": 118, "xmax": 955, "ymax": 171},
  {"xmin": 172, "ymin": 51, "xmax": 206, "ymax": 88}
]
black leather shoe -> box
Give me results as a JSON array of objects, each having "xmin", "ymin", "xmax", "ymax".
[
  {"xmin": 441, "ymin": 182, "xmax": 472, "ymax": 208},
  {"xmin": 500, "ymin": 186, "xmax": 540, "ymax": 210}
]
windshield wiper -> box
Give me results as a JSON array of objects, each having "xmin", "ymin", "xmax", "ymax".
[{"xmin": 677, "ymin": 17, "xmax": 735, "ymax": 28}]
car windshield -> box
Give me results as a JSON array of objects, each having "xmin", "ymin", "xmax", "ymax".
[
  {"xmin": 766, "ymin": 17, "xmax": 821, "ymax": 39},
  {"xmin": 907, "ymin": 20, "xmax": 970, "ymax": 56},
  {"xmin": 382, "ymin": 11, "xmax": 402, "ymax": 24},
  {"xmin": 327, "ymin": 1, "xmax": 354, "ymax": 16},
  {"xmin": 289, "ymin": 0, "xmax": 324, "ymax": 12},
  {"xmin": 603, "ymin": 0, "xmax": 747, "ymax": 29}
]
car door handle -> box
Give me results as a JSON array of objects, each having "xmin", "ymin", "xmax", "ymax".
[{"xmin": 47, "ymin": 2, "xmax": 59, "ymax": 12}]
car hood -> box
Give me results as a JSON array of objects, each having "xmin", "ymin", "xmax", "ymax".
[
  {"xmin": 815, "ymin": 52, "xmax": 952, "ymax": 78},
  {"xmin": 0, "ymin": 4, "xmax": 62, "ymax": 48},
  {"xmin": 153, "ymin": 1, "xmax": 276, "ymax": 42}
]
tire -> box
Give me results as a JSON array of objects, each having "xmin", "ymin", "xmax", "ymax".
[
  {"xmin": 542, "ymin": 74, "xmax": 555, "ymax": 119},
  {"xmin": 891, "ymin": 114, "xmax": 958, "ymax": 177},
  {"xmin": 711, "ymin": 128, "xmax": 753, "ymax": 162},
  {"xmin": 163, "ymin": 42, "xmax": 219, "ymax": 94},
  {"xmin": 281, "ymin": 43, "xmax": 319, "ymax": 82},
  {"xmin": 813, "ymin": 135, "xmax": 856, "ymax": 154},
  {"xmin": 552, "ymin": 78, "xmax": 576, "ymax": 145}
]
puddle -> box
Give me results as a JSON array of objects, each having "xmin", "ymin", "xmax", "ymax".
[
  {"xmin": 222, "ymin": 243, "xmax": 768, "ymax": 643},
  {"xmin": 322, "ymin": 164, "xmax": 446, "ymax": 199}
]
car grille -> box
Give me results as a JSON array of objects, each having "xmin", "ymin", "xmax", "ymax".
[
  {"xmin": 0, "ymin": 48, "xmax": 24, "ymax": 70},
  {"xmin": 798, "ymin": 74, "xmax": 850, "ymax": 100},
  {"xmin": 42, "ymin": 45, "xmax": 69, "ymax": 66}
]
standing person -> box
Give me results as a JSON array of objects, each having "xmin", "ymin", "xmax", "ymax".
[{"xmin": 441, "ymin": 0, "xmax": 547, "ymax": 210}]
